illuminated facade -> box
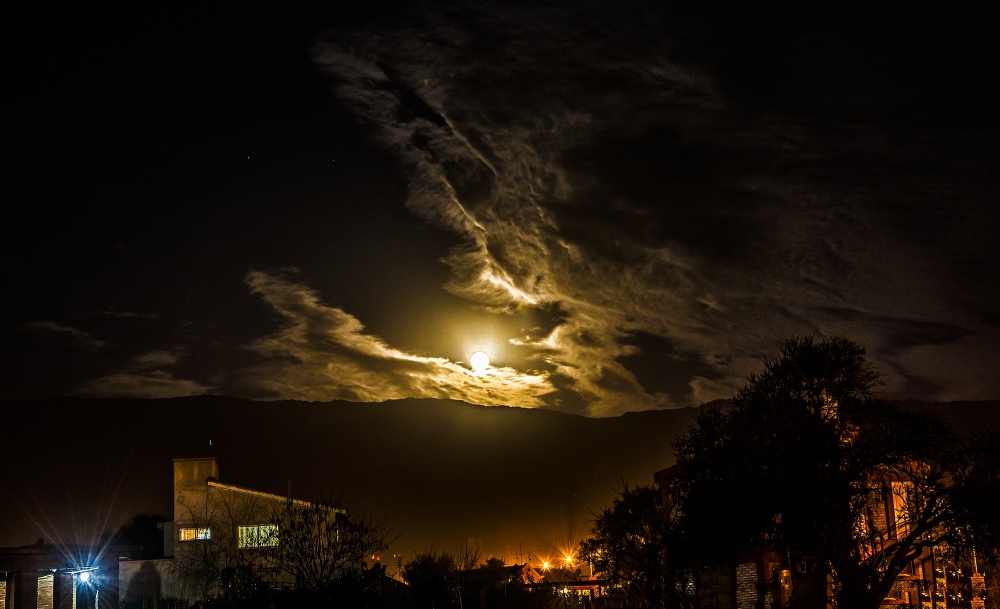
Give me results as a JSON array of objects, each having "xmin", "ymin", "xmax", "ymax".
[{"xmin": 118, "ymin": 458, "xmax": 339, "ymax": 607}]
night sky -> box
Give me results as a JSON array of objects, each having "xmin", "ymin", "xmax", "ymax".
[{"xmin": 4, "ymin": 2, "xmax": 998, "ymax": 417}]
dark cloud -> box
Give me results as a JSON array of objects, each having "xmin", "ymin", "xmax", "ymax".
[
  {"xmin": 22, "ymin": 321, "xmax": 106, "ymax": 350},
  {"xmin": 3, "ymin": 1, "xmax": 996, "ymax": 413},
  {"xmin": 76, "ymin": 348, "xmax": 212, "ymax": 399},
  {"xmin": 302, "ymin": 0, "xmax": 999, "ymax": 413}
]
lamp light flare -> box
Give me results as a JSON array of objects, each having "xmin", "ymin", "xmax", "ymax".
[{"xmin": 470, "ymin": 351, "xmax": 490, "ymax": 372}]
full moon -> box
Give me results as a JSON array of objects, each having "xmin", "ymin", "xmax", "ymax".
[{"xmin": 470, "ymin": 351, "xmax": 490, "ymax": 372}]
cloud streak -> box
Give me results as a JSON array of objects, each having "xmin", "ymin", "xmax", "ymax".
[
  {"xmin": 76, "ymin": 349, "xmax": 211, "ymax": 399},
  {"xmin": 237, "ymin": 270, "xmax": 553, "ymax": 407},
  {"xmin": 23, "ymin": 321, "xmax": 106, "ymax": 350},
  {"xmin": 6, "ymin": 2, "xmax": 995, "ymax": 412},
  {"xmin": 304, "ymin": 1, "xmax": 1000, "ymax": 415},
  {"xmin": 311, "ymin": 5, "xmax": 730, "ymax": 414}
]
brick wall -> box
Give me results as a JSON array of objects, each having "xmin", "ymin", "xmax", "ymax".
[
  {"xmin": 699, "ymin": 566, "xmax": 734, "ymax": 608},
  {"xmin": 735, "ymin": 562, "xmax": 757, "ymax": 609},
  {"xmin": 37, "ymin": 573, "xmax": 54, "ymax": 609}
]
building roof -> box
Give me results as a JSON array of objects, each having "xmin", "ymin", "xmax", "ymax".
[{"xmin": 205, "ymin": 480, "xmax": 344, "ymax": 512}]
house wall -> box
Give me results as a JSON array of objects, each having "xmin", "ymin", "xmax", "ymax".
[
  {"xmin": 119, "ymin": 559, "xmax": 190, "ymax": 606},
  {"xmin": 170, "ymin": 458, "xmax": 297, "ymax": 602},
  {"xmin": 173, "ymin": 458, "xmax": 219, "ymax": 526},
  {"xmin": 124, "ymin": 457, "xmax": 344, "ymax": 607}
]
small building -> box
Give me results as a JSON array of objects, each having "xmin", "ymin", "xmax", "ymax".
[
  {"xmin": 0, "ymin": 540, "xmax": 123, "ymax": 609},
  {"xmin": 119, "ymin": 458, "xmax": 341, "ymax": 607},
  {"xmin": 536, "ymin": 565, "xmax": 603, "ymax": 602}
]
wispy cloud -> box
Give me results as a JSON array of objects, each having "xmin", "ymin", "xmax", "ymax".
[
  {"xmin": 22, "ymin": 321, "xmax": 106, "ymax": 350},
  {"xmin": 311, "ymin": 6, "xmax": 733, "ymax": 415},
  {"xmin": 76, "ymin": 370, "xmax": 209, "ymax": 399},
  {"xmin": 304, "ymin": 1, "xmax": 1000, "ymax": 413},
  {"xmin": 132, "ymin": 350, "xmax": 180, "ymax": 367},
  {"xmin": 75, "ymin": 348, "xmax": 211, "ymax": 399},
  {"xmin": 236, "ymin": 270, "xmax": 554, "ymax": 407}
]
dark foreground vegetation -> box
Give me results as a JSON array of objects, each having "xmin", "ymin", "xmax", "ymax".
[{"xmin": 581, "ymin": 337, "xmax": 1000, "ymax": 609}]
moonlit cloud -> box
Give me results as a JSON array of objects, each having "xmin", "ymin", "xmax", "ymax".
[
  {"xmin": 76, "ymin": 349, "xmax": 211, "ymax": 399},
  {"xmin": 23, "ymin": 321, "xmax": 106, "ymax": 350},
  {"xmin": 132, "ymin": 350, "xmax": 180, "ymax": 367},
  {"xmin": 4, "ymin": 2, "xmax": 995, "ymax": 413},
  {"xmin": 237, "ymin": 270, "xmax": 554, "ymax": 407},
  {"xmin": 310, "ymin": 5, "xmax": 728, "ymax": 415},
  {"xmin": 307, "ymin": 1, "xmax": 1000, "ymax": 415}
]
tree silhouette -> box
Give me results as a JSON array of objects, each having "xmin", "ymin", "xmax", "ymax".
[
  {"xmin": 672, "ymin": 336, "xmax": 1000, "ymax": 609},
  {"xmin": 402, "ymin": 551, "xmax": 461, "ymax": 609},
  {"xmin": 103, "ymin": 513, "xmax": 168, "ymax": 560},
  {"xmin": 579, "ymin": 484, "xmax": 672, "ymax": 609},
  {"xmin": 269, "ymin": 497, "xmax": 391, "ymax": 593}
]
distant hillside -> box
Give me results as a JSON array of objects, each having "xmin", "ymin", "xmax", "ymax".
[
  {"xmin": 1, "ymin": 396, "xmax": 699, "ymax": 562},
  {"xmin": 3, "ymin": 397, "xmax": 997, "ymax": 565}
]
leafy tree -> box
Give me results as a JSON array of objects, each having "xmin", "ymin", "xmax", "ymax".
[
  {"xmin": 671, "ymin": 336, "xmax": 1000, "ymax": 609},
  {"xmin": 402, "ymin": 551, "xmax": 461, "ymax": 609},
  {"xmin": 103, "ymin": 513, "xmax": 168, "ymax": 559},
  {"xmin": 579, "ymin": 484, "xmax": 673, "ymax": 609}
]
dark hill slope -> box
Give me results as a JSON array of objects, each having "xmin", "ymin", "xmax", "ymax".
[
  {"xmin": 1, "ymin": 396, "xmax": 698, "ymax": 561},
  {"xmin": 3, "ymin": 397, "xmax": 997, "ymax": 562}
]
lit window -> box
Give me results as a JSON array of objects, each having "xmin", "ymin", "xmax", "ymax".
[
  {"xmin": 891, "ymin": 481, "xmax": 914, "ymax": 537},
  {"xmin": 179, "ymin": 527, "xmax": 212, "ymax": 541},
  {"xmin": 238, "ymin": 524, "xmax": 279, "ymax": 548}
]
